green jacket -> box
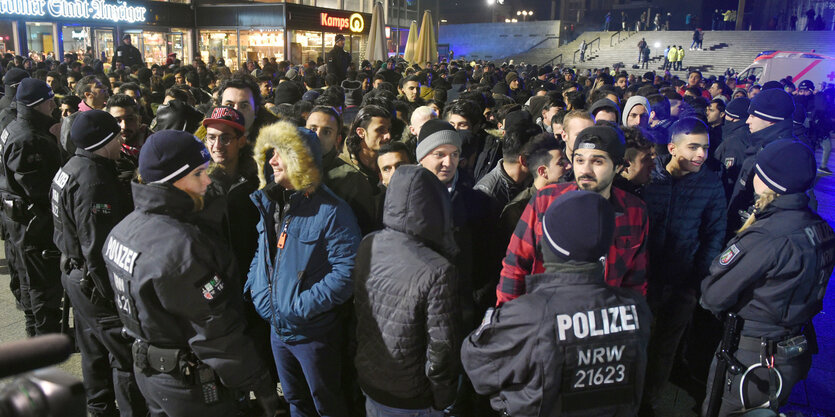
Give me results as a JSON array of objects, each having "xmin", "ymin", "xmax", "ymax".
[{"xmin": 321, "ymin": 149, "xmax": 381, "ymax": 235}]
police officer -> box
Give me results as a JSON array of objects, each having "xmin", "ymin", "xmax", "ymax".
[
  {"xmin": 326, "ymin": 34, "xmax": 350, "ymax": 84},
  {"xmin": 112, "ymin": 34, "xmax": 143, "ymax": 69},
  {"xmin": 1, "ymin": 78, "xmax": 64, "ymax": 336},
  {"xmin": 701, "ymin": 140, "xmax": 833, "ymax": 416},
  {"xmin": 103, "ymin": 130, "xmax": 280, "ymax": 417},
  {"xmin": 0, "ymin": 68, "xmax": 30, "ymax": 131},
  {"xmin": 462, "ymin": 191, "xmax": 652, "ymax": 416},
  {"xmin": 0, "ymin": 68, "xmax": 31, "ymax": 329},
  {"xmin": 726, "ymin": 88, "xmax": 795, "ymax": 238},
  {"xmin": 52, "ymin": 110, "xmax": 146, "ymax": 417}
]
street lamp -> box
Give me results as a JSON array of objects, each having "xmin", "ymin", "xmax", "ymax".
[{"xmin": 514, "ymin": 10, "xmax": 533, "ymax": 21}]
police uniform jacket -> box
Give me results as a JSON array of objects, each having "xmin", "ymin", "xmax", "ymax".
[
  {"xmin": 326, "ymin": 46, "xmax": 350, "ymax": 83},
  {"xmin": 714, "ymin": 118, "xmax": 751, "ymax": 199},
  {"xmin": 52, "ymin": 149, "xmax": 133, "ymax": 299},
  {"xmin": 462, "ymin": 262, "xmax": 652, "ymax": 417},
  {"xmin": 726, "ymin": 120, "xmax": 793, "ymax": 236},
  {"xmin": 103, "ymin": 181, "xmax": 272, "ymax": 392},
  {"xmin": 701, "ymin": 193, "xmax": 835, "ymax": 339},
  {"xmin": 112, "ymin": 43, "xmax": 143, "ymax": 68},
  {"xmin": 0, "ymin": 101, "xmax": 17, "ymax": 134},
  {"xmin": 1, "ymin": 105, "xmax": 62, "ymax": 233}
]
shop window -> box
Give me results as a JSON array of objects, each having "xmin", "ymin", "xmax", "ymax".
[
  {"xmin": 343, "ymin": 0, "xmax": 362, "ymax": 12},
  {"xmin": 200, "ymin": 30, "xmax": 240, "ymax": 70},
  {"xmin": 241, "ymin": 30, "xmax": 285, "ymax": 65},
  {"xmin": 0, "ymin": 21, "xmax": 15, "ymax": 54},
  {"xmin": 62, "ymin": 25, "xmax": 91, "ymax": 59},
  {"xmin": 350, "ymin": 34, "xmax": 363, "ymax": 64},
  {"xmin": 291, "ymin": 30, "xmax": 322, "ymax": 66},
  {"xmin": 143, "ymin": 32, "xmax": 166, "ymax": 65},
  {"xmin": 26, "ymin": 22, "xmax": 55, "ymax": 57},
  {"xmin": 316, "ymin": 0, "xmax": 339, "ymax": 8}
]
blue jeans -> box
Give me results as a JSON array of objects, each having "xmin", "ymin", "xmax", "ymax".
[
  {"xmin": 270, "ymin": 330, "xmax": 347, "ymax": 417},
  {"xmin": 365, "ymin": 397, "xmax": 443, "ymax": 417}
]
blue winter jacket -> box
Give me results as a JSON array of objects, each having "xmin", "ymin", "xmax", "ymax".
[
  {"xmin": 246, "ymin": 184, "xmax": 361, "ymax": 342},
  {"xmin": 643, "ymin": 155, "xmax": 727, "ymax": 294}
]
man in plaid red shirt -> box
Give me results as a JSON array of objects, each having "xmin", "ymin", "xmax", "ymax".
[{"xmin": 497, "ymin": 124, "xmax": 649, "ymax": 305}]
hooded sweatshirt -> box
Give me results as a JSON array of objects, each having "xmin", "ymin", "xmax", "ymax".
[{"xmin": 622, "ymin": 95, "xmax": 652, "ymax": 127}]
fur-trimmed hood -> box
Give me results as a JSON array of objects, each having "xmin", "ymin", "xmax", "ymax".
[{"xmin": 254, "ymin": 121, "xmax": 323, "ymax": 190}]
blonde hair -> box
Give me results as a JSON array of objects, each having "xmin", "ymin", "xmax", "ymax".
[{"xmin": 737, "ymin": 190, "xmax": 778, "ymax": 233}]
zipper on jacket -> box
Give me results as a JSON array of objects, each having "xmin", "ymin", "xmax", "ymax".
[{"xmin": 268, "ymin": 215, "xmax": 292, "ymax": 333}]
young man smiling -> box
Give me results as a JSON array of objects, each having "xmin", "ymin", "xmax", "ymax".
[
  {"xmin": 640, "ymin": 117, "xmax": 726, "ymax": 415},
  {"xmin": 497, "ymin": 124, "xmax": 649, "ymax": 305}
]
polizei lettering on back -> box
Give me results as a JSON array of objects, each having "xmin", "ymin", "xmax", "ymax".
[
  {"xmin": 556, "ymin": 305, "xmax": 640, "ymax": 341},
  {"xmin": 104, "ymin": 236, "xmax": 138, "ymax": 275}
]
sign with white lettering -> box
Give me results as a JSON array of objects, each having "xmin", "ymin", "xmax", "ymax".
[
  {"xmin": 0, "ymin": 0, "xmax": 147, "ymax": 23},
  {"xmin": 320, "ymin": 12, "xmax": 363, "ymax": 33},
  {"xmin": 285, "ymin": 4, "xmax": 370, "ymax": 35}
]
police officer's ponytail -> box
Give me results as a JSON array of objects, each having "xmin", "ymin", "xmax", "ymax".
[{"xmin": 737, "ymin": 190, "xmax": 778, "ymax": 234}]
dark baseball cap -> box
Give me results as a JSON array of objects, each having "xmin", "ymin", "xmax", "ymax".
[
  {"xmin": 202, "ymin": 106, "xmax": 245, "ymax": 134},
  {"xmin": 573, "ymin": 125, "xmax": 626, "ymax": 164}
]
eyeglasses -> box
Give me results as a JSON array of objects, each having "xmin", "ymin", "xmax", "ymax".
[{"xmin": 205, "ymin": 134, "xmax": 236, "ymax": 146}]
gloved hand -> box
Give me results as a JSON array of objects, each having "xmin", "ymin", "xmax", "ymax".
[{"xmin": 252, "ymin": 373, "xmax": 280, "ymax": 416}]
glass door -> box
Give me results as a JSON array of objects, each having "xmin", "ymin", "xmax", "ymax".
[
  {"xmin": 167, "ymin": 32, "xmax": 184, "ymax": 63},
  {"xmin": 95, "ymin": 28, "xmax": 114, "ymax": 63}
]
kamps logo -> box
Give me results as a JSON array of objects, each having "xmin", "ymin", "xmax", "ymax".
[{"xmin": 320, "ymin": 12, "xmax": 364, "ymax": 32}]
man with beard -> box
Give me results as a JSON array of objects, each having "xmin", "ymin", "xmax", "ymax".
[
  {"xmin": 106, "ymin": 94, "xmax": 150, "ymax": 196},
  {"xmin": 497, "ymin": 124, "xmax": 649, "ymax": 306}
]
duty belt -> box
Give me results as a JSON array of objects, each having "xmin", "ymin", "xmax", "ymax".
[
  {"xmin": 737, "ymin": 334, "xmax": 808, "ymax": 360},
  {"xmin": 132, "ymin": 340, "xmax": 196, "ymax": 381}
]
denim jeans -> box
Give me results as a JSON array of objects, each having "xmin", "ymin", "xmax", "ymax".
[{"xmin": 365, "ymin": 397, "xmax": 443, "ymax": 417}]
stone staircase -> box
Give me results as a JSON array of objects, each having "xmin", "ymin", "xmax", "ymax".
[{"xmin": 503, "ymin": 30, "xmax": 835, "ymax": 77}]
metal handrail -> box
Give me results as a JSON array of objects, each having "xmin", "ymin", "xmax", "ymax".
[
  {"xmin": 524, "ymin": 35, "xmax": 559, "ymax": 52},
  {"xmin": 588, "ymin": 37, "xmax": 601, "ymax": 54},
  {"xmin": 544, "ymin": 53, "xmax": 563, "ymax": 67}
]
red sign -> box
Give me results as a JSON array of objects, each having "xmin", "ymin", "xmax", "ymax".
[
  {"xmin": 320, "ymin": 12, "xmax": 364, "ymax": 32},
  {"xmin": 321, "ymin": 13, "xmax": 349, "ymax": 30}
]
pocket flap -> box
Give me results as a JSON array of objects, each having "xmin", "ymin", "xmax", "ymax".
[{"xmin": 146, "ymin": 346, "xmax": 181, "ymax": 373}]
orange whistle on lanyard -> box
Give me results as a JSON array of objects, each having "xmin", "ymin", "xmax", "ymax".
[{"xmin": 277, "ymin": 232, "xmax": 287, "ymax": 249}]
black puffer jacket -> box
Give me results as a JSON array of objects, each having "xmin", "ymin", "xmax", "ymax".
[{"xmin": 353, "ymin": 165, "xmax": 461, "ymax": 410}]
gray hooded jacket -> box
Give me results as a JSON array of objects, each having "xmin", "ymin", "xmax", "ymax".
[{"xmin": 353, "ymin": 165, "xmax": 461, "ymax": 410}]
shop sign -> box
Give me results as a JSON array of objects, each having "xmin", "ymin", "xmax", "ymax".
[
  {"xmin": 0, "ymin": 0, "xmax": 147, "ymax": 23},
  {"xmin": 320, "ymin": 12, "xmax": 363, "ymax": 33}
]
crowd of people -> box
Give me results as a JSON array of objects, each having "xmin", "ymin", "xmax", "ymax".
[{"xmin": 1, "ymin": 29, "xmax": 834, "ymax": 417}]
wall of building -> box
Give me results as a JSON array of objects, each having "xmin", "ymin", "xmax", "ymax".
[{"xmin": 438, "ymin": 20, "xmax": 561, "ymax": 61}]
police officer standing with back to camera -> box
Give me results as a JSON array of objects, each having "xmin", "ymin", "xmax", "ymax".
[
  {"xmin": 51, "ymin": 110, "xmax": 148, "ymax": 417},
  {"xmin": 103, "ymin": 130, "xmax": 280, "ymax": 417},
  {"xmin": 701, "ymin": 139, "xmax": 834, "ymax": 417},
  {"xmin": 0, "ymin": 78, "xmax": 64, "ymax": 336},
  {"xmin": 462, "ymin": 190, "xmax": 652, "ymax": 416}
]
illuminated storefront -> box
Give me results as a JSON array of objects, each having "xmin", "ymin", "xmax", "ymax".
[
  {"xmin": 285, "ymin": 4, "xmax": 368, "ymax": 65},
  {"xmin": 0, "ymin": 0, "xmax": 192, "ymax": 66},
  {"xmin": 196, "ymin": 3, "xmax": 369, "ymax": 69}
]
